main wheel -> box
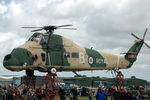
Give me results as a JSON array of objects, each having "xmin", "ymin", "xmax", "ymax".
[
  {"xmin": 26, "ymin": 69, "xmax": 34, "ymax": 76},
  {"xmin": 47, "ymin": 67, "xmax": 57, "ymax": 74}
]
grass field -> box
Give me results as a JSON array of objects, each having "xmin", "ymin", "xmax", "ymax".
[{"xmin": 57, "ymin": 96, "xmax": 91, "ymax": 100}]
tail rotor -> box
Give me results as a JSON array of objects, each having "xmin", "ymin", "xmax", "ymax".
[{"xmin": 131, "ymin": 28, "xmax": 150, "ymax": 49}]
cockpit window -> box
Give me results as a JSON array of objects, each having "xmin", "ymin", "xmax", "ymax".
[
  {"xmin": 40, "ymin": 36, "xmax": 49, "ymax": 45},
  {"xmin": 28, "ymin": 33, "xmax": 49, "ymax": 46},
  {"xmin": 28, "ymin": 33, "xmax": 42, "ymax": 42}
]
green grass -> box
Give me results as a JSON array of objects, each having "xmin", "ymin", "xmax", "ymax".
[{"xmin": 57, "ymin": 96, "xmax": 90, "ymax": 100}]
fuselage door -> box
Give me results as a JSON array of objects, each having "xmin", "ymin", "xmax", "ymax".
[{"xmin": 50, "ymin": 51, "xmax": 62, "ymax": 65}]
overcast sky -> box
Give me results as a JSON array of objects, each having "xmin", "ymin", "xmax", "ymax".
[{"xmin": 0, "ymin": 0, "xmax": 150, "ymax": 81}]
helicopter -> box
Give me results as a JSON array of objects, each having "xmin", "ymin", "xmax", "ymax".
[{"xmin": 3, "ymin": 24, "xmax": 150, "ymax": 76}]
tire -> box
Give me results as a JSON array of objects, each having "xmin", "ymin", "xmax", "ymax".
[
  {"xmin": 47, "ymin": 67, "xmax": 57, "ymax": 74},
  {"xmin": 26, "ymin": 70, "xmax": 34, "ymax": 76}
]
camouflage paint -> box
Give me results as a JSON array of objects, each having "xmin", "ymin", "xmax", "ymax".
[
  {"xmin": 125, "ymin": 40, "xmax": 144, "ymax": 63},
  {"xmin": 85, "ymin": 48, "xmax": 106, "ymax": 67},
  {"xmin": 3, "ymin": 48, "xmax": 33, "ymax": 66},
  {"xmin": 3, "ymin": 33, "xmax": 145, "ymax": 72},
  {"xmin": 42, "ymin": 34, "xmax": 70, "ymax": 66}
]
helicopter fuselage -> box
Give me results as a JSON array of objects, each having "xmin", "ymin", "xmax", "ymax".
[{"xmin": 3, "ymin": 32, "xmax": 141, "ymax": 72}]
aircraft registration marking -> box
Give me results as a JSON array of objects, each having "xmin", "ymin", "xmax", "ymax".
[{"xmin": 96, "ymin": 58, "xmax": 105, "ymax": 64}]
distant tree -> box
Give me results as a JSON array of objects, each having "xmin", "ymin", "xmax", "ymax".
[
  {"xmin": 131, "ymin": 76, "xmax": 136, "ymax": 79},
  {"xmin": 82, "ymin": 75, "xmax": 87, "ymax": 77},
  {"xmin": 96, "ymin": 76, "xmax": 100, "ymax": 78},
  {"xmin": 74, "ymin": 75, "xmax": 87, "ymax": 77}
]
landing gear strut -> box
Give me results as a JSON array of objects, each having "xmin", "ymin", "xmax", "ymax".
[
  {"xmin": 115, "ymin": 71, "xmax": 124, "ymax": 91},
  {"xmin": 22, "ymin": 70, "xmax": 36, "ymax": 88},
  {"xmin": 111, "ymin": 69, "xmax": 125, "ymax": 92},
  {"xmin": 45, "ymin": 67, "xmax": 58, "ymax": 100}
]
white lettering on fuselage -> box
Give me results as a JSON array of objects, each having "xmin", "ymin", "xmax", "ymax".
[{"xmin": 96, "ymin": 58, "xmax": 105, "ymax": 64}]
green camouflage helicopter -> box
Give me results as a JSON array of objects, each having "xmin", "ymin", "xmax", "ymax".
[{"xmin": 3, "ymin": 25, "xmax": 150, "ymax": 76}]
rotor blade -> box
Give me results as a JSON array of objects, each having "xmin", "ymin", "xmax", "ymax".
[
  {"xmin": 57, "ymin": 24, "xmax": 73, "ymax": 27},
  {"xmin": 31, "ymin": 28, "xmax": 43, "ymax": 32},
  {"xmin": 143, "ymin": 28, "xmax": 148, "ymax": 40},
  {"xmin": 144, "ymin": 42, "xmax": 150, "ymax": 49},
  {"xmin": 131, "ymin": 33, "xmax": 141, "ymax": 40},
  {"xmin": 22, "ymin": 27, "xmax": 42, "ymax": 28},
  {"xmin": 58, "ymin": 28, "xmax": 77, "ymax": 30}
]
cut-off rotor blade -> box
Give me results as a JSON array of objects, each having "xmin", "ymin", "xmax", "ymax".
[
  {"xmin": 57, "ymin": 24, "xmax": 73, "ymax": 27},
  {"xmin": 144, "ymin": 42, "xmax": 150, "ymax": 49},
  {"xmin": 22, "ymin": 27, "xmax": 42, "ymax": 28},
  {"xmin": 59, "ymin": 27, "xmax": 77, "ymax": 30},
  {"xmin": 31, "ymin": 28, "xmax": 43, "ymax": 32},
  {"xmin": 131, "ymin": 33, "xmax": 141, "ymax": 40},
  {"xmin": 143, "ymin": 28, "xmax": 148, "ymax": 40}
]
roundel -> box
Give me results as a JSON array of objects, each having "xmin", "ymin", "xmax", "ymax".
[{"xmin": 88, "ymin": 57, "xmax": 94, "ymax": 65}]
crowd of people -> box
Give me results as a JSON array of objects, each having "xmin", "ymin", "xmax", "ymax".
[
  {"xmin": 59, "ymin": 87, "xmax": 78, "ymax": 100},
  {"xmin": 0, "ymin": 84, "xmax": 43, "ymax": 100},
  {"xmin": 95, "ymin": 87, "xmax": 145, "ymax": 100},
  {"xmin": 94, "ymin": 87, "xmax": 145, "ymax": 100},
  {"xmin": 58, "ymin": 86, "xmax": 145, "ymax": 100},
  {"xmin": 0, "ymin": 84, "xmax": 146, "ymax": 100}
]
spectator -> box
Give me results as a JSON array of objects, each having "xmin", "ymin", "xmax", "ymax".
[
  {"xmin": 22, "ymin": 86, "xmax": 28, "ymax": 95},
  {"xmin": 27, "ymin": 88, "xmax": 38, "ymax": 100},
  {"xmin": 124, "ymin": 89, "xmax": 132, "ymax": 100},
  {"xmin": 7, "ymin": 85, "xmax": 15, "ymax": 100},
  {"xmin": 106, "ymin": 87, "xmax": 114, "ymax": 100},
  {"xmin": 35, "ymin": 87, "xmax": 43, "ymax": 100},
  {"xmin": 96, "ymin": 87, "xmax": 107, "ymax": 100},
  {"xmin": 134, "ymin": 90, "xmax": 144, "ymax": 100},
  {"xmin": 14, "ymin": 87, "xmax": 22, "ymax": 100},
  {"xmin": 69, "ymin": 88, "xmax": 73, "ymax": 100},
  {"xmin": 0, "ymin": 85, "xmax": 6, "ymax": 100},
  {"xmin": 70, "ymin": 87, "xmax": 78, "ymax": 100},
  {"xmin": 88, "ymin": 89, "xmax": 93, "ymax": 100},
  {"xmin": 59, "ymin": 87, "xmax": 66, "ymax": 100}
]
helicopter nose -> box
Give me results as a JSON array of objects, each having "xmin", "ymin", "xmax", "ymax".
[
  {"xmin": 3, "ymin": 48, "xmax": 33, "ymax": 71},
  {"xmin": 3, "ymin": 54, "xmax": 20, "ymax": 68}
]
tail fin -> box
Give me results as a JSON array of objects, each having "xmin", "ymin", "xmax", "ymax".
[
  {"xmin": 125, "ymin": 40, "xmax": 144, "ymax": 63},
  {"xmin": 125, "ymin": 28, "xmax": 150, "ymax": 63}
]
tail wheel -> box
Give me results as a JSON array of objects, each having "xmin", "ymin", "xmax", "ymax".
[{"xmin": 48, "ymin": 67, "xmax": 57, "ymax": 74}]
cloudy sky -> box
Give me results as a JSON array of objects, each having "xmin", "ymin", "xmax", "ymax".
[{"xmin": 0, "ymin": 0, "xmax": 150, "ymax": 81}]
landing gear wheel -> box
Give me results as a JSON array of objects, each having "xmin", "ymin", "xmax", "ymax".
[
  {"xmin": 48, "ymin": 67, "xmax": 57, "ymax": 74},
  {"xmin": 45, "ymin": 68, "xmax": 58, "ymax": 100},
  {"xmin": 26, "ymin": 69, "xmax": 34, "ymax": 76}
]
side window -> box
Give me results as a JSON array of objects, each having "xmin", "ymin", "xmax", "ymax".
[
  {"xmin": 64, "ymin": 52, "xmax": 70, "ymax": 57},
  {"xmin": 71, "ymin": 52, "xmax": 79, "ymax": 58},
  {"xmin": 41, "ymin": 53, "xmax": 46, "ymax": 61}
]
